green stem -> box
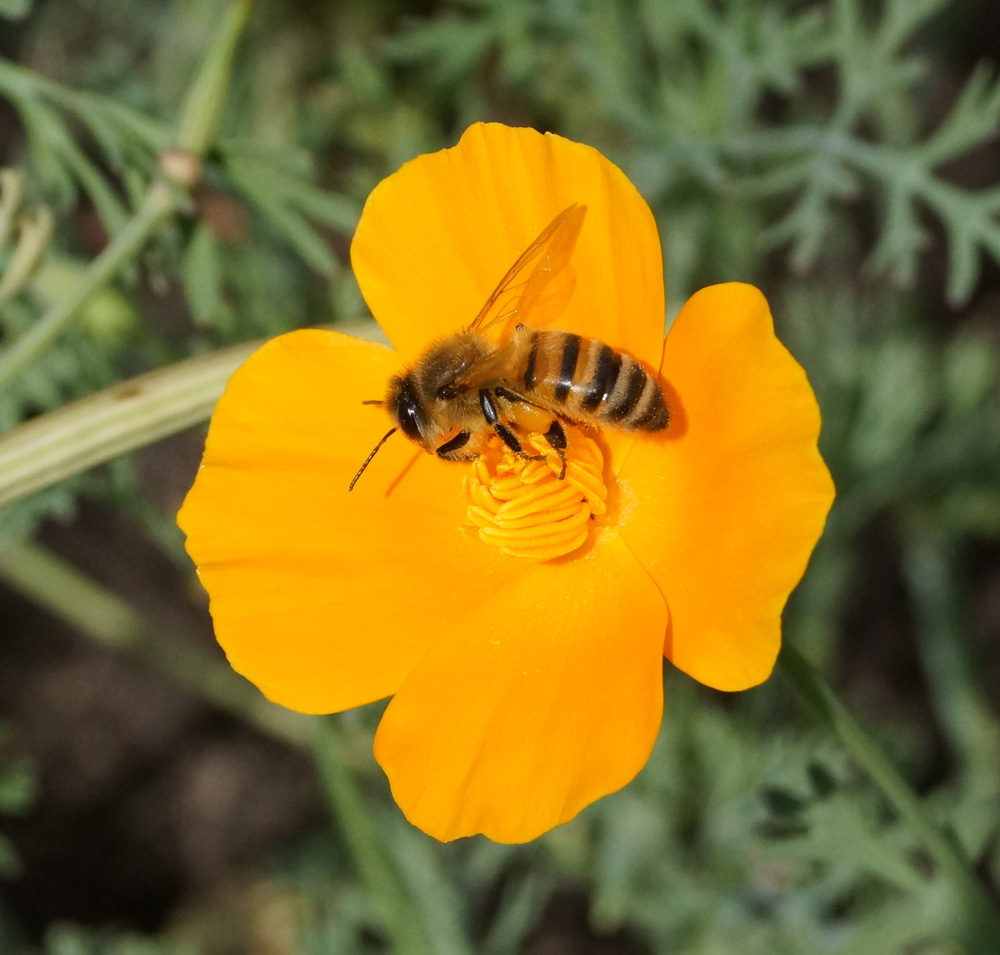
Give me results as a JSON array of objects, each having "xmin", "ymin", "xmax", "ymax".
[
  {"xmin": 0, "ymin": 181, "xmax": 178, "ymax": 392},
  {"xmin": 0, "ymin": 321, "xmax": 386, "ymax": 510},
  {"xmin": 0, "ymin": 538, "xmax": 307, "ymax": 745},
  {"xmin": 779, "ymin": 642, "xmax": 1000, "ymax": 952},
  {"xmin": 175, "ymin": 0, "xmax": 255, "ymax": 155},
  {"xmin": 0, "ymin": 338, "xmax": 261, "ymax": 508},
  {"xmin": 310, "ymin": 721, "xmax": 431, "ymax": 955},
  {"xmin": 0, "ymin": 0, "xmax": 254, "ymax": 393},
  {"xmin": 0, "ymin": 538, "xmax": 428, "ymax": 952}
]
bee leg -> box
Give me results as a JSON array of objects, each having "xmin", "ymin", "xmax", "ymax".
[
  {"xmin": 479, "ymin": 388, "xmax": 500, "ymax": 426},
  {"xmin": 492, "ymin": 385, "xmax": 518, "ymax": 402},
  {"xmin": 494, "ymin": 422, "xmax": 525, "ymax": 454},
  {"xmin": 543, "ymin": 419, "xmax": 568, "ymax": 479},
  {"xmin": 435, "ymin": 431, "xmax": 470, "ymax": 457},
  {"xmin": 494, "ymin": 385, "xmax": 555, "ymax": 446},
  {"xmin": 544, "ymin": 419, "xmax": 567, "ymax": 449},
  {"xmin": 494, "ymin": 385, "xmax": 546, "ymax": 411},
  {"xmin": 481, "ymin": 389, "xmax": 543, "ymax": 459}
]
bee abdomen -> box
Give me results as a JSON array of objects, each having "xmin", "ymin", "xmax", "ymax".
[
  {"xmin": 595, "ymin": 346, "xmax": 669, "ymax": 430},
  {"xmin": 520, "ymin": 330, "xmax": 669, "ymax": 431}
]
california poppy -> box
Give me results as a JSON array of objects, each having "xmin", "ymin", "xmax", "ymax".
[{"xmin": 178, "ymin": 123, "xmax": 834, "ymax": 843}]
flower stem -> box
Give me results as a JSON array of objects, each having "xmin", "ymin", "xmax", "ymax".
[
  {"xmin": 0, "ymin": 338, "xmax": 261, "ymax": 508},
  {"xmin": 779, "ymin": 642, "xmax": 1000, "ymax": 952},
  {"xmin": 174, "ymin": 0, "xmax": 254, "ymax": 155},
  {"xmin": 0, "ymin": 537, "xmax": 307, "ymax": 745},
  {"xmin": 0, "ymin": 181, "xmax": 179, "ymax": 391},
  {"xmin": 0, "ymin": 321, "xmax": 386, "ymax": 510},
  {"xmin": 0, "ymin": 538, "xmax": 431, "ymax": 953},
  {"xmin": 310, "ymin": 720, "xmax": 432, "ymax": 955},
  {"xmin": 0, "ymin": 0, "xmax": 254, "ymax": 392}
]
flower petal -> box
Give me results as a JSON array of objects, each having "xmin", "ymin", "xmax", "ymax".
[
  {"xmin": 372, "ymin": 536, "xmax": 667, "ymax": 843},
  {"xmin": 351, "ymin": 122, "xmax": 665, "ymax": 369},
  {"xmin": 618, "ymin": 284, "xmax": 835, "ymax": 691},
  {"xmin": 178, "ymin": 330, "xmax": 534, "ymax": 714}
]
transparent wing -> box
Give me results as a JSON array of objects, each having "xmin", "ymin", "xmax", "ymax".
[{"xmin": 469, "ymin": 203, "xmax": 587, "ymax": 336}]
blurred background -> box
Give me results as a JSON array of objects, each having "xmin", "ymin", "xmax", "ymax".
[{"xmin": 0, "ymin": 0, "xmax": 999, "ymax": 952}]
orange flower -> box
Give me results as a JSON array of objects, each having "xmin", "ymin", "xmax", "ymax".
[{"xmin": 178, "ymin": 123, "xmax": 834, "ymax": 843}]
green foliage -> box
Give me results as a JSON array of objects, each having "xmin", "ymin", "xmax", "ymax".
[
  {"xmin": 114, "ymin": 686, "xmax": 971, "ymax": 955},
  {"xmin": 779, "ymin": 282, "xmax": 1000, "ymax": 540},
  {"xmin": 379, "ymin": 0, "xmax": 1000, "ymax": 305}
]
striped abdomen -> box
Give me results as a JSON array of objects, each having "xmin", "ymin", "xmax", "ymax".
[{"xmin": 516, "ymin": 327, "xmax": 669, "ymax": 431}]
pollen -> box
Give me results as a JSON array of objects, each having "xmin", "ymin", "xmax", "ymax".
[{"xmin": 464, "ymin": 426, "xmax": 608, "ymax": 561}]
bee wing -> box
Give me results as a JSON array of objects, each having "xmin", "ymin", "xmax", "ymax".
[
  {"xmin": 469, "ymin": 203, "xmax": 587, "ymax": 337},
  {"xmin": 449, "ymin": 340, "xmax": 522, "ymax": 393}
]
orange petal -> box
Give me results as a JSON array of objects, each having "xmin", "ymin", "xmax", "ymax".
[
  {"xmin": 372, "ymin": 536, "xmax": 667, "ymax": 843},
  {"xmin": 178, "ymin": 330, "xmax": 535, "ymax": 714},
  {"xmin": 351, "ymin": 122, "xmax": 665, "ymax": 369},
  {"xmin": 618, "ymin": 284, "xmax": 835, "ymax": 691}
]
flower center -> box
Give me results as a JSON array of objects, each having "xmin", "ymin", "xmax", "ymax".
[{"xmin": 464, "ymin": 425, "xmax": 608, "ymax": 561}]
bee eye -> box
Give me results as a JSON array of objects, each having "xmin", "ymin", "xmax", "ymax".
[{"xmin": 394, "ymin": 376, "xmax": 424, "ymax": 441}]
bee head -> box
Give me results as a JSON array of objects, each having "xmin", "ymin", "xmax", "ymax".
[
  {"xmin": 350, "ymin": 375, "xmax": 424, "ymax": 491},
  {"xmin": 385, "ymin": 373, "xmax": 428, "ymax": 448}
]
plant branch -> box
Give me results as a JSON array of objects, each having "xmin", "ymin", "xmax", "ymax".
[
  {"xmin": 310, "ymin": 721, "xmax": 432, "ymax": 955},
  {"xmin": 779, "ymin": 642, "xmax": 1000, "ymax": 954},
  {"xmin": 0, "ymin": 321, "xmax": 386, "ymax": 510},
  {"xmin": 0, "ymin": 0, "xmax": 254, "ymax": 392},
  {"xmin": 0, "ymin": 181, "xmax": 178, "ymax": 391},
  {"xmin": 0, "ymin": 537, "xmax": 307, "ymax": 745},
  {"xmin": 0, "ymin": 338, "xmax": 260, "ymax": 508},
  {"xmin": 0, "ymin": 537, "xmax": 429, "ymax": 954},
  {"xmin": 175, "ymin": 0, "xmax": 254, "ymax": 155}
]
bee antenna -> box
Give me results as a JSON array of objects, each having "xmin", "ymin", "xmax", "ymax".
[{"xmin": 348, "ymin": 427, "xmax": 397, "ymax": 491}]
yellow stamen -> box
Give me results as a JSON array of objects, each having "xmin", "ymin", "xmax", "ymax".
[{"xmin": 464, "ymin": 425, "xmax": 608, "ymax": 561}]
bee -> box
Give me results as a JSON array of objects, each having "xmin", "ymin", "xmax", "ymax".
[{"xmin": 350, "ymin": 203, "xmax": 669, "ymax": 490}]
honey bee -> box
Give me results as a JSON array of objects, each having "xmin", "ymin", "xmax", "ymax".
[{"xmin": 350, "ymin": 203, "xmax": 669, "ymax": 490}]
